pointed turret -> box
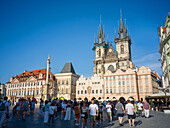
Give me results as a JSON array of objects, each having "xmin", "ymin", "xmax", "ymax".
[{"xmin": 97, "ymin": 15, "xmax": 105, "ymax": 44}]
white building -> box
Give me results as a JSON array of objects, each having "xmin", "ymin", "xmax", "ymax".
[{"xmin": 76, "ymin": 74, "xmax": 104, "ymax": 101}]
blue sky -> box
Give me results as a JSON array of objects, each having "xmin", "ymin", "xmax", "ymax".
[{"xmin": 0, "ymin": 0, "xmax": 169, "ymax": 83}]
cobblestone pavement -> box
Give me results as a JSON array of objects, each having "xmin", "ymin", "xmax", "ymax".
[{"xmin": 5, "ymin": 108, "xmax": 170, "ymax": 128}]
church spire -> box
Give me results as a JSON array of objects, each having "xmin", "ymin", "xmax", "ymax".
[
  {"xmin": 118, "ymin": 9, "xmax": 128, "ymax": 39},
  {"xmin": 97, "ymin": 15, "xmax": 105, "ymax": 44}
]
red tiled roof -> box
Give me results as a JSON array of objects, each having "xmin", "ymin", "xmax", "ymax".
[
  {"xmin": 9, "ymin": 69, "xmax": 56, "ymax": 82},
  {"xmin": 162, "ymin": 27, "xmax": 166, "ymax": 33}
]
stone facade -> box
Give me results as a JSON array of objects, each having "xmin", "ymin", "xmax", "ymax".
[
  {"xmin": 0, "ymin": 83, "xmax": 6, "ymax": 101},
  {"xmin": 76, "ymin": 74, "xmax": 104, "ymax": 100},
  {"xmin": 6, "ymin": 69, "xmax": 56, "ymax": 102},
  {"xmin": 103, "ymin": 66, "xmax": 160, "ymax": 101},
  {"xmin": 55, "ymin": 62, "xmax": 79, "ymax": 100},
  {"xmin": 158, "ymin": 12, "xmax": 170, "ymax": 89},
  {"xmin": 93, "ymin": 16, "xmax": 134, "ymax": 78}
]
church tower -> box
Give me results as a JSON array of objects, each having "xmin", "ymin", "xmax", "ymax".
[
  {"xmin": 93, "ymin": 17, "xmax": 108, "ymax": 77},
  {"xmin": 114, "ymin": 12, "xmax": 134, "ymax": 69}
]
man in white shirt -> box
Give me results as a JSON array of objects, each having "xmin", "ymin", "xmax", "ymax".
[
  {"xmin": 137, "ymin": 101, "xmax": 143, "ymax": 117},
  {"xmin": 106, "ymin": 102, "xmax": 112, "ymax": 122},
  {"xmin": 125, "ymin": 100, "xmax": 136, "ymax": 127},
  {"xmin": 89, "ymin": 99, "xmax": 99, "ymax": 128}
]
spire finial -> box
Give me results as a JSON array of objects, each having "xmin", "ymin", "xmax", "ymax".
[
  {"xmin": 120, "ymin": 9, "xmax": 122, "ymax": 19},
  {"xmin": 100, "ymin": 14, "xmax": 102, "ymax": 24},
  {"xmin": 94, "ymin": 33, "xmax": 96, "ymax": 43},
  {"xmin": 125, "ymin": 18, "xmax": 126, "ymax": 25}
]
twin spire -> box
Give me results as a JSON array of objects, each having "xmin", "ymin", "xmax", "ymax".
[{"xmin": 94, "ymin": 10, "xmax": 128, "ymax": 46}]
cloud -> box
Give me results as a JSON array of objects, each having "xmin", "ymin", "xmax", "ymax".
[{"xmin": 133, "ymin": 53, "xmax": 162, "ymax": 75}]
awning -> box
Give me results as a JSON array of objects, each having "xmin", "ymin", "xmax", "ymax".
[{"xmin": 148, "ymin": 92, "xmax": 170, "ymax": 98}]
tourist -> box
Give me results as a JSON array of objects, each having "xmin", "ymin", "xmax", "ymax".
[
  {"xmin": 137, "ymin": 101, "xmax": 143, "ymax": 117},
  {"xmin": 61, "ymin": 100, "xmax": 67, "ymax": 120},
  {"xmin": 64, "ymin": 100, "xmax": 72, "ymax": 120},
  {"xmin": 48, "ymin": 102, "xmax": 55, "ymax": 124},
  {"xmin": 44, "ymin": 100, "xmax": 50, "ymax": 124},
  {"xmin": 125, "ymin": 100, "xmax": 136, "ymax": 127},
  {"xmin": 143, "ymin": 100, "xmax": 150, "ymax": 118},
  {"xmin": 22, "ymin": 99, "xmax": 28, "ymax": 121},
  {"xmin": 2, "ymin": 97, "xmax": 10, "ymax": 119},
  {"xmin": 31, "ymin": 100, "xmax": 35, "ymax": 113},
  {"xmin": 106, "ymin": 102, "xmax": 112, "ymax": 122},
  {"xmin": 115, "ymin": 99, "xmax": 124, "ymax": 126},
  {"xmin": 81, "ymin": 102, "xmax": 89, "ymax": 128},
  {"xmin": 133, "ymin": 102, "xmax": 138, "ymax": 115},
  {"xmin": 89, "ymin": 99, "xmax": 99, "ymax": 128},
  {"xmin": 16, "ymin": 99, "xmax": 20, "ymax": 120},
  {"xmin": 75, "ymin": 102, "xmax": 80, "ymax": 126}
]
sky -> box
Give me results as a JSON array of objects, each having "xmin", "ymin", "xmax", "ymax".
[{"xmin": 0, "ymin": 0, "xmax": 170, "ymax": 83}]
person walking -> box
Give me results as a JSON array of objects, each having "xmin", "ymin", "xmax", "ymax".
[
  {"xmin": 125, "ymin": 100, "xmax": 136, "ymax": 127},
  {"xmin": 64, "ymin": 100, "xmax": 72, "ymax": 120},
  {"xmin": 75, "ymin": 102, "xmax": 80, "ymax": 126},
  {"xmin": 137, "ymin": 101, "xmax": 143, "ymax": 117},
  {"xmin": 89, "ymin": 99, "xmax": 99, "ymax": 128},
  {"xmin": 143, "ymin": 100, "xmax": 150, "ymax": 118},
  {"xmin": 48, "ymin": 102, "xmax": 55, "ymax": 124},
  {"xmin": 61, "ymin": 100, "xmax": 67, "ymax": 120},
  {"xmin": 115, "ymin": 99, "xmax": 124, "ymax": 126},
  {"xmin": 106, "ymin": 102, "xmax": 112, "ymax": 122},
  {"xmin": 81, "ymin": 102, "xmax": 89, "ymax": 128},
  {"xmin": 44, "ymin": 100, "xmax": 50, "ymax": 124}
]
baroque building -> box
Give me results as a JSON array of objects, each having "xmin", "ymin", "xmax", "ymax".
[
  {"xmin": 5, "ymin": 56, "xmax": 57, "ymax": 102},
  {"xmin": 93, "ymin": 16, "xmax": 134, "ymax": 78},
  {"xmin": 55, "ymin": 62, "xmax": 80, "ymax": 100},
  {"xmin": 158, "ymin": 12, "xmax": 170, "ymax": 89}
]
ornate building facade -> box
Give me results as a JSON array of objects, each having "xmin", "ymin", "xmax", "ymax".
[
  {"xmin": 158, "ymin": 12, "xmax": 170, "ymax": 89},
  {"xmin": 6, "ymin": 56, "xmax": 57, "ymax": 102},
  {"xmin": 76, "ymin": 74, "xmax": 104, "ymax": 100},
  {"xmin": 104, "ymin": 66, "xmax": 160, "ymax": 101},
  {"xmin": 92, "ymin": 16, "xmax": 134, "ymax": 78},
  {"xmin": 55, "ymin": 62, "xmax": 80, "ymax": 100}
]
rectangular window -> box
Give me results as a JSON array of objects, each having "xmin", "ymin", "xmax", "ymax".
[
  {"xmin": 127, "ymin": 88, "xmax": 130, "ymax": 93},
  {"xmin": 132, "ymin": 88, "xmax": 134, "ymax": 92},
  {"xmin": 127, "ymin": 81, "xmax": 129, "ymax": 85},
  {"xmin": 106, "ymin": 89, "xmax": 108, "ymax": 93},
  {"xmin": 110, "ymin": 82, "xmax": 112, "ymax": 86},
  {"xmin": 122, "ymin": 76, "xmax": 124, "ymax": 78},
  {"xmin": 106, "ymin": 77, "xmax": 108, "ymax": 80},
  {"xmin": 119, "ymin": 81, "xmax": 121, "ymax": 85},
  {"xmin": 145, "ymin": 75, "xmax": 147, "ymax": 78},
  {"xmin": 85, "ymin": 90, "xmax": 87, "ymax": 94},
  {"xmin": 96, "ymin": 90, "xmax": 98, "ymax": 94},
  {"xmin": 131, "ymin": 81, "xmax": 134, "ymax": 85},
  {"xmin": 37, "ymin": 90, "xmax": 39, "ymax": 95},
  {"xmin": 113, "ymin": 81, "xmax": 116, "ymax": 85},
  {"xmin": 123, "ymin": 88, "xmax": 125, "ymax": 93},
  {"xmin": 106, "ymin": 82, "xmax": 108, "ymax": 86},
  {"xmin": 139, "ymin": 81, "xmax": 142, "ymax": 85},
  {"xmin": 113, "ymin": 76, "xmax": 115, "ymax": 79},
  {"xmin": 126, "ymin": 75, "xmax": 129, "ymax": 78},
  {"xmin": 92, "ymin": 90, "xmax": 94, "ymax": 94},
  {"xmin": 119, "ymin": 88, "xmax": 121, "ymax": 93},
  {"xmin": 100, "ymin": 90, "xmax": 102, "ymax": 93},
  {"xmin": 131, "ymin": 75, "xmax": 133, "ymax": 78},
  {"xmin": 81, "ymin": 90, "xmax": 83, "ymax": 94},
  {"xmin": 118, "ymin": 76, "xmax": 120, "ymax": 79},
  {"xmin": 122, "ymin": 81, "xmax": 125, "ymax": 85},
  {"xmin": 28, "ymin": 91, "xmax": 29, "ymax": 95},
  {"xmin": 66, "ymin": 89, "xmax": 68, "ymax": 94},
  {"xmin": 114, "ymin": 89, "xmax": 116, "ymax": 93},
  {"xmin": 110, "ymin": 89, "xmax": 112, "ymax": 93},
  {"xmin": 146, "ymin": 81, "xmax": 148, "ymax": 85},
  {"xmin": 77, "ymin": 91, "xmax": 79, "ymax": 94},
  {"xmin": 146, "ymin": 88, "xmax": 149, "ymax": 93},
  {"xmin": 140, "ymin": 88, "xmax": 142, "ymax": 93}
]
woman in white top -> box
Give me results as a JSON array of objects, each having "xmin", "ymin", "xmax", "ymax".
[
  {"xmin": 48, "ymin": 102, "xmax": 55, "ymax": 124},
  {"xmin": 81, "ymin": 102, "xmax": 89, "ymax": 128}
]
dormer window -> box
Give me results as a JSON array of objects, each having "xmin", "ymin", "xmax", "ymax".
[{"xmin": 39, "ymin": 73, "xmax": 43, "ymax": 78}]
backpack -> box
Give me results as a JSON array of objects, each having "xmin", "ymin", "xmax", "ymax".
[
  {"xmin": 0, "ymin": 102, "xmax": 6, "ymax": 111},
  {"xmin": 75, "ymin": 106, "xmax": 79, "ymax": 115}
]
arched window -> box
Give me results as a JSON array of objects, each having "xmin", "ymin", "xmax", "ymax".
[
  {"xmin": 121, "ymin": 45, "xmax": 124, "ymax": 54},
  {"xmin": 62, "ymin": 88, "xmax": 64, "ymax": 94},
  {"xmin": 108, "ymin": 65, "xmax": 114, "ymax": 72},
  {"xmin": 99, "ymin": 49, "xmax": 101, "ymax": 57}
]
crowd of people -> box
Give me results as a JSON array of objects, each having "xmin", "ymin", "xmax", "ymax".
[{"xmin": 0, "ymin": 96, "xmax": 164, "ymax": 127}]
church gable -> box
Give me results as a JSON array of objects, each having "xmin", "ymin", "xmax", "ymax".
[{"xmin": 26, "ymin": 76, "xmax": 37, "ymax": 82}]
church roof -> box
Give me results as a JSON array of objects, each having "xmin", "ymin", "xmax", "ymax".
[{"xmin": 60, "ymin": 62, "xmax": 76, "ymax": 74}]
